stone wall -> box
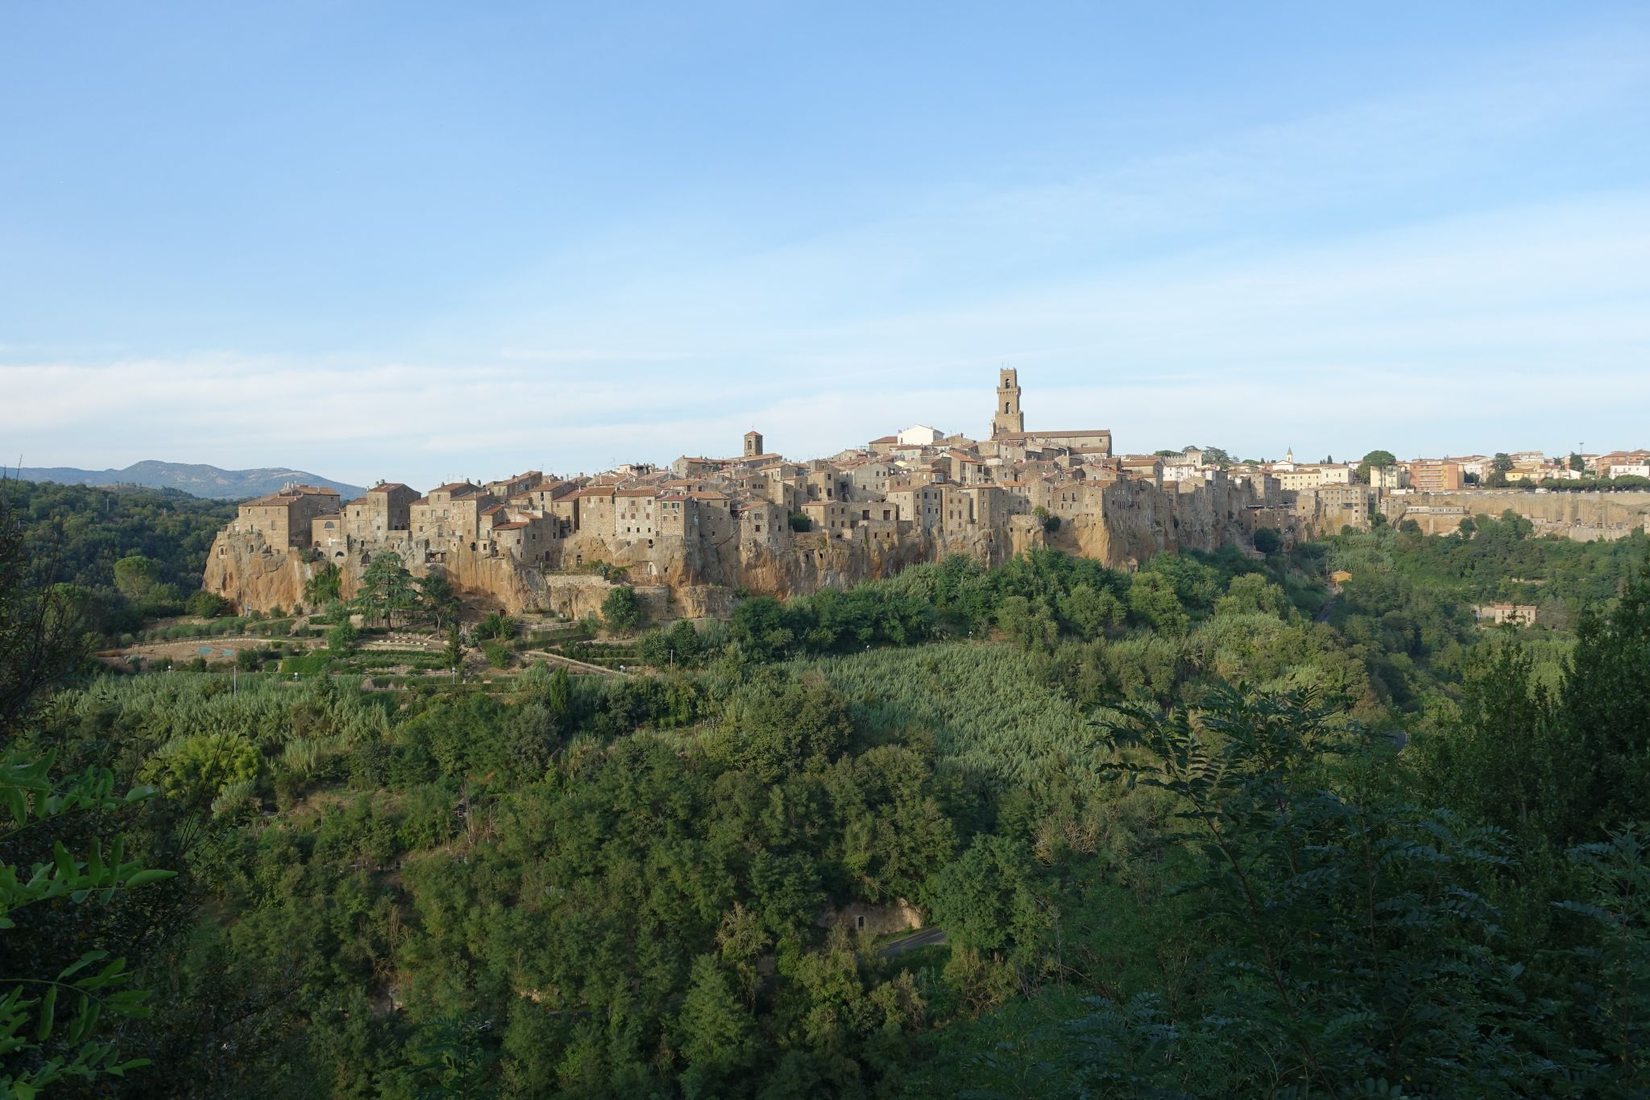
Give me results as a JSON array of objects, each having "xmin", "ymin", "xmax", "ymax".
[{"xmin": 1385, "ymin": 490, "xmax": 1650, "ymax": 541}]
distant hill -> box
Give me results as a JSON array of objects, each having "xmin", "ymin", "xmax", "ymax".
[{"xmin": 10, "ymin": 460, "xmax": 365, "ymax": 501}]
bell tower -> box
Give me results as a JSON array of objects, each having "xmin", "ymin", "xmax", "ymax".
[{"xmin": 992, "ymin": 368, "xmax": 1024, "ymax": 439}]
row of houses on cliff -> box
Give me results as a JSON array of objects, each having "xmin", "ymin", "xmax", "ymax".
[{"xmin": 212, "ymin": 371, "xmax": 1385, "ymax": 605}]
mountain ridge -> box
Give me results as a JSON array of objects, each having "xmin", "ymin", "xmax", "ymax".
[{"xmin": 9, "ymin": 460, "xmax": 365, "ymax": 501}]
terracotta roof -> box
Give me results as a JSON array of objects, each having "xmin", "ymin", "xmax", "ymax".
[
  {"xmin": 369, "ymin": 482, "xmax": 412, "ymax": 493},
  {"xmin": 492, "ymin": 521, "xmax": 529, "ymax": 531}
]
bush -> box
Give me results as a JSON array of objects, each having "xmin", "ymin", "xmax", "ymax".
[
  {"xmin": 602, "ymin": 586, "xmax": 642, "ymax": 634},
  {"xmin": 482, "ymin": 640, "xmax": 514, "ymax": 668},
  {"xmin": 186, "ymin": 590, "xmax": 234, "ymax": 618},
  {"xmin": 329, "ymin": 620, "xmax": 360, "ymax": 653},
  {"xmin": 474, "ymin": 612, "xmax": 515, "ymax": 640}
]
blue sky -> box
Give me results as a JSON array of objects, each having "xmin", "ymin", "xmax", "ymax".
[{"xmin": 3, "ymin": 1, "xmax": 1648, "ymax": 487}]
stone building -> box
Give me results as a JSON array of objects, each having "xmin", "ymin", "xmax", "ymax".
[
  {"xmin": 802, "ymin": 499, "xmax": 854, "ymax": 535},
  {"xmin": 992, "ymin": 368, "xmax": 1025, "ymax": 438},
  {"xmin": 410, "ymin": 482, "xmax": 497, "ymax": 550},
  {"xmin": 232, "ymin": 485, "xmax": 340, "ymax": 548},
  {"xmin": 615, "ymin": 487, "xmax": 659, "ymax": 540},
  {"xmin": 345, "ymin": 482, "xmax": 419, "ymax": 543},
  {"xmin": 485, "ymin": 470, "xmax": 543, "ymax": 499},
  {"xmin": 205, "ymin": 369, "xmax": 1321, "ymax": 617},
  {"xmin": 1408, "ymin": 460, "xmax": 1464, "ymax": 492},
  {"xmin": 1475, "ymin": 603, "xmax": 1537, "ymax": 627}
]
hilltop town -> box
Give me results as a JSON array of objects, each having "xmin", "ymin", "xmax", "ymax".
[{"xmin": 204, "ymin": 370, "xmax": 1650, "ymax": 619}]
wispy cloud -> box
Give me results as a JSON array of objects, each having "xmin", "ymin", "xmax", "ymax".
[{"xmin": 5, "ymin": 24, "xmax": 1648, "ymax": 482}]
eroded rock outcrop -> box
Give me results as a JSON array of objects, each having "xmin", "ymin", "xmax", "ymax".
[{"xmin": 205, "ymin": 477, "xmax": 1257, "ymax": 618}]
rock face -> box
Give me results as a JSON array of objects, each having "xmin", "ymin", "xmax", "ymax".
[
  {"xmin": 204, "ymin": 480, "xmax": 1646, "ymax": 621},
  {"xmin": 1386, "ymin": 490, "xmax": 1650, "ymax": 541},
  {"xmin": 203, "ymin": 530, "xmax": 311, "ymax": 612},
  {"xmin": 203, "ymin": 478, "xmax": 1259, "ymax": 618}
]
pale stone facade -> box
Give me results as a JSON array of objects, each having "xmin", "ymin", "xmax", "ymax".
[{"xmin": 204, "ymin": 371, "xmax": 1459, "ymax": 616}]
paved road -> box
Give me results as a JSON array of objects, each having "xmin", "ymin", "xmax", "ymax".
[{"xmin": 878, "ymin": 927, "xmax": 946, "ymax": 958}]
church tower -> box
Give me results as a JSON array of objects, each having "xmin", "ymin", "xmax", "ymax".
[{"xmin": 992, "ymin": 368, "xmax": 1024, "ymax": 439}]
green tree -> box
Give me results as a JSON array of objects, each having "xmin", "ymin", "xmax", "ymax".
[
  {"xmin": 303, "ymin": 562, "xmax": 341, "ymax": 606},
  {"xmin": 1100, "ymin": 687, "xmax": 1548, "ymax": 1095},
  {"xmin": 1486, "ymin": 452, "xmax": 1514, "ymax": 488},
  {"xmin": 675, "ymin": 955, "xmax": 756, "ymax": 1094},
  {"xmin": 352, "ymin": 552, "xmax": 417, "ymax": 628},
  {"xmin": 924, "ymin": 834, "xmax": 1047, "ymax": 960},
  {"xmin": 602, "ymin": 585, "xmax": 642, "ymax": 634},
  {"xmin": 328, "ymin": 618, "xmax": 359, "ymax": 654},
  {"xmin": 1353, "ymin": 449, "xmax": 1397, "ymax": 484},
  {"xmin": 111, "ymin": 555, "xmax": 162, "ymax": 604},
  {"xmin": 1410, "ymin": 643, "xmax": 1567, "ymax": 843},
  {"xmin": 442, "ymin": 623, "xmax": 464, "ymax": 671},
  {"xmin": 722, "ymin": 675, "xmax": 853, "ymax": 780},
  {"xmin": 731, "ymin": 596, "xmax": 793, "ymax": 660},
  {"xmin": 417, "ymin": 570, "xmax": 460, "ymax": 630},
  {"xmin": 1058, "ymin": 583, "xmax": 1124, "ymax": 640},
  {"xmin": 1127, "ymin": 572, "xmax": 1189, "ymax": 634},
  {"xmin": 996, "ymin": 594, "xmax": 1057, "ymax": 650},
  {"xmin": 1555, "ymin": 556, "xmax": 1650, "ymax": 841},
  {"xmin": 143, "ymin": 731, "xmax": 260, "ymax": 809},
  {"xmin": 473, "ymin": 611, "xmax": 514, "ymax": 640},
  {"xmin": 184, "ymin": 590, "xmax": 232, "ymax": 618},
  {"xmin": 1200, "ymin": 445, "xmax": 1235, "ymax": 467},
  {"xmin": 1215, "ymin": 573, "xmax": 1288, "ymax": 618},
  {"xmin": 547, "ymin": 665, "xmax": 571, "ymax": 717}
]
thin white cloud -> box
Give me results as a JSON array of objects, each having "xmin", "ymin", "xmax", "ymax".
[{"xmin": 5, "ymin": 25, "xmax": 1648, "ymax": 484}]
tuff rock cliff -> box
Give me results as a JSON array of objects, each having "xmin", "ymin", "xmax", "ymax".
[{"xmin": 203, "ymin": 480, "xmax": 1256, "ymax": 618}]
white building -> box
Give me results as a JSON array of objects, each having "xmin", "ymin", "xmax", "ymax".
[{"xmin": 896, "ymin": 424, "xmax": 944, "ymax": 447}]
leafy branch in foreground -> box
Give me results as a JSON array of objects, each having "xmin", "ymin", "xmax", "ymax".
[{"xmin": 1, "ymin": 750, "xmax": 175, "ymax": 1098}]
